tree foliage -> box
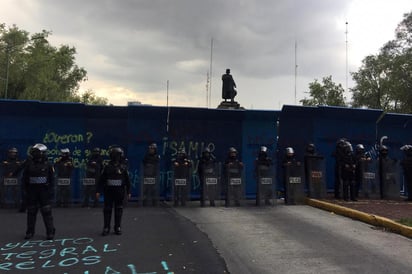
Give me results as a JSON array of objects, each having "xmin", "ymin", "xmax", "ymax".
[
  {"xmin": 351, "ymin": 11, "xmax": 412, "ymax": 113},
  {"xmin": 0, "ymin": 24, "xmax": 107, "ymax": 105},
  {"xmin": 300, "ymin": 76, "xmax": 347, "ymax": 107}
]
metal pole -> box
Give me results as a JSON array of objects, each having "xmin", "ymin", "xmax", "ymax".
[
  {"xmin": 294, "ymin": 40, "xmax": 297, "ymax": 105},
  {"xmin": 166, "ymin": 80, "xmax": 170, "ymax": 133},
  {"xmin": 345, "ymin": 21, "xmax": 348, "ymax": 93},
  {"xmin": 209, "ymin": 38, "xmax": 213, "ymax": 108}
]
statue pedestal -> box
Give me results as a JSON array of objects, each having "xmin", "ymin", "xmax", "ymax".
[{"xmin": 217, "ymin": 101, "xmax": 243, "ymax": 110}]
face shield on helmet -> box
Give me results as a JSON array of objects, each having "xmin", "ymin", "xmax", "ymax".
[
  {"xmin": 355, "ymin": 144, "xmax": 365, "ymax": 154},
  {"xmin": 7, "ymin": 147, "xmax": 18, "ymax": 160},
  {"xmin": 60, "ymin": 148, "xmax": 70, "ymax": 158},
  {"xmin": 92, "ymin": 147, "xmax": 101, "ymax": 156},
  {"xmin": 202, "ymin": 147, "xmax": 211, "ymax": 159},
  {"xmin": 285, "ymin": 147, "xmax": 294, "ymax": 157},
  {"xmin": 228, "ymin": 147, "xmax": 238, "ymax": 158},
  {"xmin": 306, "ymin": 143, "xmax": 315, "ymax": 154},
  {"xmin": 380, "ymin": 145, "xmax": 389, "ymax": 156},
  {"xmin": 109, "ymin": 146, "xmax": 124, "ymax": 162},
  {"xmin": 31, "ymin": 143, "xmax": 48, "ymax": 161},
  {"xmin": 258, "ymin": 146, "xmax": 268, "ymax": 158},
  {"xmin": 148, "ymin": 143, "xmax": 157, "ymax": 154}
]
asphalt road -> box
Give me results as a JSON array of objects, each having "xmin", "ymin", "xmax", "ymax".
[
  {"xmin": 0, "ymin": 204, "xmax": 228, "ymax": 274},
  {"xmin": 176, "ymin": 202, "xmax": 412, "ymax": 274},
  {"xmin": 1, "ymin": 201, "xmax": 411, "ymax": 274}
]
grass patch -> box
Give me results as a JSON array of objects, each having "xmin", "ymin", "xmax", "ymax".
[{"xmin": 398, "ymin": 218, "xmax": 412, "ymax": 227}]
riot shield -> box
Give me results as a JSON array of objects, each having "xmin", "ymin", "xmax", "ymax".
[
  {"xmin": 360, "ymin": 159, "xmax": 379, "ymax": 199},
  {"xmin": 200, "ymin": 162, "xmax": 221, "ymax": 207},
  {"xmin": 55, "ymin": 177, "xmax": 72, "ymax": 207},
  {"xmin": 381, "ymin": 159, "xmax": 401, "ymax": 200},
  {"xmin": 172, "ymin": 164, "xmax": 191, "ymax": 206},
  {"xmin": 305, "ymin": 156, "xmax": 326, "ymax": 199},
  {"xmin": 140, "ymin": 162, "xmax": 160, "ymax": 206},
  {"xmin": 284, "ymin": 162, "xmax": 305, "ymax": 205},
  {"xmin": 256, "ymin": 164, "xmax": 276, "ymax": 206},
  {"xmin": 224, "ymin": 162, "xmax": 245, "ymax": 207}
]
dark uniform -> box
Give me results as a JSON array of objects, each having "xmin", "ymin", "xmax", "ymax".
[
  {"xmin": 22, "ymin": 143, "xmax": 55, "ymax": 240},
  {"xmin": 198, "ymin": 148, "xmax": 219, "ymax": 207},
  {"xmin": 172, "ymin": 149, "xmax": 192, "ymax": 206},
  {"xmin": 333, "ymin": 138, "xmax": 347, "ymax": 199},
  {"xmin": 341, "ymin": 142, "xmax": 357, "ymax": 201},
  {"xmin": 400, "ymin": 145, "xmax": 412, "ymax": 201},
  {"xmin": 82, "ymin": 148, "xmax": 103, "ymax": 207},
  {"xmin": 97, "ymin": 146, "xmax": 131, "ymax": 236},
  {"xmin": 282, "ymin": 147, "xmax": 303, "ymax": 204},
  {"xmin": 354, "ymin": 144, "xmax": 371, "ymax": 198},
  {"xmin": 54, "ymin": 148, "xmax": 74, "ymax": 207},
  {"xmin": 224, "ymin": 147, "xmax": 244, "ymax": 207},
  {"xmin": 142, "ymin": 143, "xmax": 160, "ymax": 206},
  {"xmin": 1, "ymin": 148, "xmax": 22, "ymax": 208},
  {"xmin": 255, "ymin": 146, "xmax": 273, "ymax": 206}
]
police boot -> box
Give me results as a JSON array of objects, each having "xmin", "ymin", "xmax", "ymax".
[
  {"xmin": 350, "ymin": 184, "xmax": 357, "ymax": 201},
  {"xmin": 114, "ymin": 207, "xmax": 123, "ymax": 235},
  {"xmin": 41, "ymin": 205, "xmax": 55, "ymax": 240},
  {"xmin": 102, "ymin": 208, "xmax": 112, "ymax": 236},
  {"xmin": 342, "ymin": 182, "xmax": 349, "ymax": 201},
  {"xmin": 25, "ymin": 206, "xmax": 38, "ymax": 239}
]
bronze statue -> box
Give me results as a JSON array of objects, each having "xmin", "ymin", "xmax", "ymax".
[{"xmin": 222, "ymin": 69, "xmax": 237, "ymax": 102}]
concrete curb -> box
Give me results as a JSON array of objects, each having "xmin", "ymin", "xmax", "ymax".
[{"xmin": 306, "ymin": 198, "xmax": 412, "ymax": 239}]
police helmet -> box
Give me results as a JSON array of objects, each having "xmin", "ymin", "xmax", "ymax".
[
  {"xmin": 306, "ymin": 143, "xmax": 315, "ymax": 153},
  {"xmin": 7, "ymin": 147, "xmax": 18, "ymax": 157},
  {"xmin": 31, "ymin": 143, "xmax": 48, "ymax": 160},
  {"xmin": 60, "ymin": 148, "xmax": 70, "ymax": 156},
  {"xmin": 380, "ymin": 145, "xmax": 389, "ymax": 155},
  {"xmin": 355, "ymin": 144, "xmax": 365, "ymax": 154},
  {"xmin": 109, "ymin": 146, "xmax": 124, "ymax": 161},
  {"xmin": 344, "ymin": 141, "xmax": 353, "ymax": 153},
  {"xmin": 285, "ymin": 147, "xmax": 294, "ymax": 156}
]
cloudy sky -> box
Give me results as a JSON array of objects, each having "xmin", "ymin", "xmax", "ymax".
[{"xmin": 1, "ymin": 0, "xmax": 411, "ymax": 110}]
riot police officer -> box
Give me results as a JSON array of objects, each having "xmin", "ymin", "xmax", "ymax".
[
  {"xmin": 198, "ymin": 148, "xmax": 219, "ymax": 207},
  {"xmin": 22, "ymin": 143, "xmax": 55, "ymax": 240},
  {"xmin": 282, "ymin": 147, "xmax": 303, "ymax": 204},
  {"xmin": 172, "ymin": 149, "xmax": 192, "ymax": 206},
  {"xmin": 1, "ymin": 147, "xmax": 22, "ymax": 208},
  {"xmin": 354, "ymin": 144, "xmax": 371, "ymax": 198},
  {"xmin": 400, "ymin": 145, "xmax": 412, "ymax": 201},
  {"xmin": 82, "ymin": 148, "xmax": 103, "ymax": 207},
  {"xmin": 142, "ymin": 143, "xmax": 160, "ymax": 206},
  {"xmin": 341, "ymin": 142, "xmax": 357, "ymax": 201},
  {"xmin": 54, "ymin": 148, "xmax": 74, "ymax": 207},
  {"xmin": 96, "ymin": 146, "xmax": 131, "ymax": 236},
  {"xmin": 224, "ymin": 147, "xmax": 244, "ymax": 207},
  {"xmin": 254, "ymin": 146, "xmax": 273, "ymax": 206},
  {"xmin": 333, "ymin": 138, "xmax": 348, "ymax": 199}
]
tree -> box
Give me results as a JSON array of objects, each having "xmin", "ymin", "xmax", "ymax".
[
  {"xmin": 300, "ymin": 76, "xmax": 347, "ymax": 107},
  {"xmin": 0, "ymin": 24, "xmax": 108, "ymax": 105},
  {"xmin": 72, "ymin": 89, "xmax": 108, "ymax": 105},
  {"xmin": 351, "ymin": 11, "xmax": 412, "ymax": 113}
]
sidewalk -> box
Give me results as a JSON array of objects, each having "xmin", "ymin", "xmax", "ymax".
[{"xmin": 306, "ymin": 198, "xmax": 412, "ymax": 239}]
